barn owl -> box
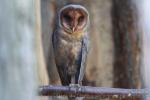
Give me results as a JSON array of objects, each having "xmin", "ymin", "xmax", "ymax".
[{"xmin": 52, "ymin": 4, "xmax": 89, "ymax": 88}]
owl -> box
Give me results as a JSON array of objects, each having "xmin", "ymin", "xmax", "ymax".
[{"xmin": 52, "ymin": 4, "xmax": 89, "ymax": 86}]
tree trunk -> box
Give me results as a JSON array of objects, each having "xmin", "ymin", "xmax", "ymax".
[{"xmin": 112, "ymin": 0, "xmax": 142, "ymax": 88}]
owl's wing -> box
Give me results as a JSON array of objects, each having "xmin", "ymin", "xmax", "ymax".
[
  {"xmin": 52, "ymin": 31, "xmax": 70, "ymax": 85},
  {"xmin": 78, "ymin": 35, "xmax": 89, "ymax": 84}
]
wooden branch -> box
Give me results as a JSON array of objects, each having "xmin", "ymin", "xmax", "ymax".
[{"xmin": 39, "ymin": 85, "xmax": 149, "ymax": 99}]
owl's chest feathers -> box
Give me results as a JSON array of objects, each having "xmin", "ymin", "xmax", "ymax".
[
  {"xmin": 60, "ymin": 36, "xmax": 82, "ymax": 56},
  {"xmin": 56, "ymin": 33, "xmax": 82, "ymax": 61}
]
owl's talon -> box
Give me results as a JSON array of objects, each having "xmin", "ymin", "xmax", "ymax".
[
  {"xmin": 69, "ymin": 83, "xmax": 80, "ymax": 87},
  {"xmin": 69, "ymin": 84, "xmax": 81, "ymax": 93}
]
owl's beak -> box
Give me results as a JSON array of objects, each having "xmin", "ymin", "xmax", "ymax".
[
  {"xmin": 72, "ymin": 27, "xmax": 75, "ymax": 32},
  {"xmin": 71, "ymin": 21, "xmax": 77, "ymax": 33}
]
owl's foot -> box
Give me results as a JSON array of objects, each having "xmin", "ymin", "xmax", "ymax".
[
  {"xmin": 69, "ymin": 84, "xmax": 82, "ymax": 95},
  {"xmin": 69, "ymin": 84, "xmax": 81, "ymax": 95},
  {"xmin": 69, "ymin": 84, "xmax": 81, "ymax": 92},
  {"xmin": 69, "ymin": 84, "xmax": 82, "ymax": 91},
  {"xmin": 69, "ymin": 84, "xmax": 83, "ymax": 100},
  {"xmin": 69, "ymin": 83, "xmax": 80, "ymax": 87}
]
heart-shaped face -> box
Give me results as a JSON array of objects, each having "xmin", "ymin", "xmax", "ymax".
[{"xmin": 59, "ymin": 5, "xmax": 89, "ymax": 34}]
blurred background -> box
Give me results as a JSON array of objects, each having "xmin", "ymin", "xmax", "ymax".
[
  {"xmin": 41, "ymin": 0, "xmax": 142, "ymax": 89},
  {"xmin": 1, "ymin": 0, "xmax": 150, "ymax": 100}
]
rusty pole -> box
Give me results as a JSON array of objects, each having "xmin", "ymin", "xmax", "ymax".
[{"xmin": 39, "ymin": 85, "xmax": 149, "ymax": 99}]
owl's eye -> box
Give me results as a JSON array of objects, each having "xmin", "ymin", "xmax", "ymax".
[
  {"xmin": 64, "ymin": 15, "xmax": 72, "ymax": 21},
  {"xmin": 78, "ymin": 16, "xmax": 84, "ymax": 22}
]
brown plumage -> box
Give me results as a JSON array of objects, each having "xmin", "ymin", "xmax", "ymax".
[{"xmin": 52, "ymin": 4, "xmax": 89, "ymax": 86}]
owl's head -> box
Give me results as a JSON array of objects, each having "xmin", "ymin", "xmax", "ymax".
[{"xmin": 59, "ymin": 4, "xmax": 89, "ymax": 34}]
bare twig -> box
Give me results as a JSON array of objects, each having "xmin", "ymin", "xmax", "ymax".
[{"xmin": 39, "ymin": 85, "xmax": 149, "ymax": 99}]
